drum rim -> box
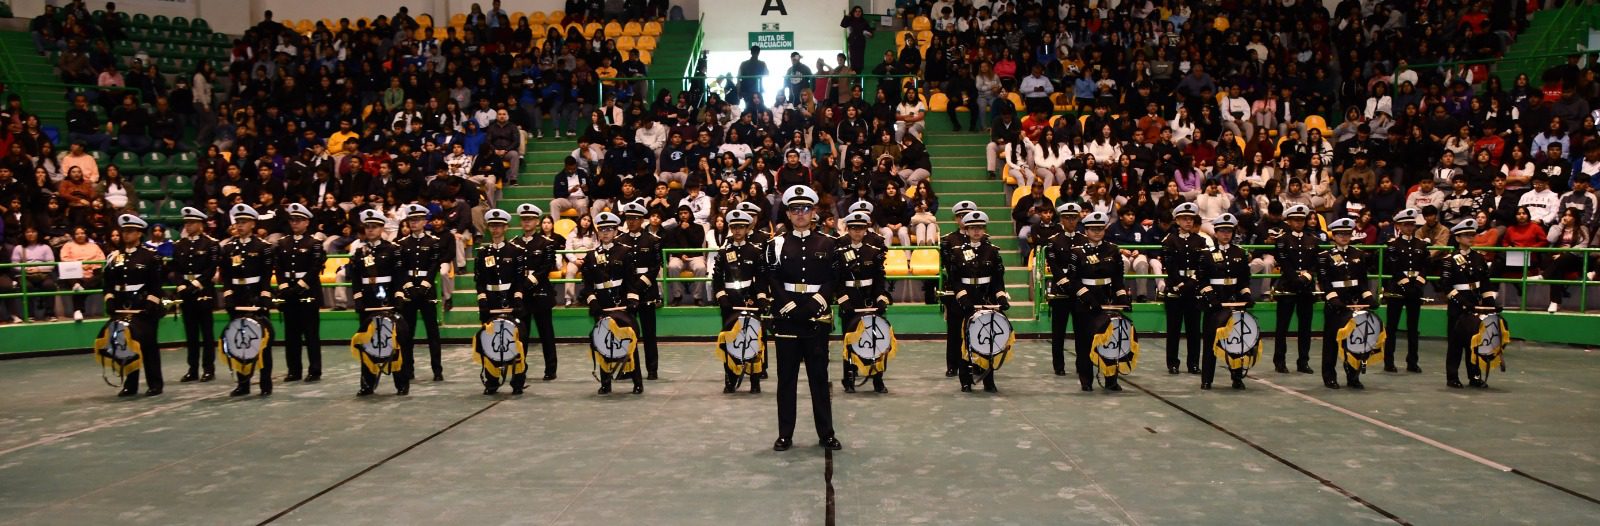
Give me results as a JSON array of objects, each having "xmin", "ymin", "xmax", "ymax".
[
  {"xmin": 1217, "ymin": 311, "xmax": 1261, "ymax": 356},
  {"xmin": 847, "ymin": 314, "xmax": 894, "ymax": 360},
  {"xmin": 964, "ymin": 310, "xmax": 1013, "ymax": 357},
  {"xmin": 1093, "ymin": 314, "xmax": 1136, "ymax": 360},
  {"xmin": 221, "ymin": 316, "xmax": 267, "ymax": 359},
  {"xmin": 476, "ymin": 317, "xmax": 521, "ymax": 362},
  {"xmin": 591, "ymin": 316, "xmax": 635, "ymax": 360}
]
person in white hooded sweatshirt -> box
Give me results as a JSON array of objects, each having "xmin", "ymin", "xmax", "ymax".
[{"xmin": 1518, "ymin": 174, "xmax": 1561, "ymax": 227}]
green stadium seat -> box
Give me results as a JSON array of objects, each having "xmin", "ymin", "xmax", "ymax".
[
  {"xmin": 165, "ymin": 174, "xmax": 193, "ymax": 199},
  {"xmin": 132, "ymin": 174, "xmax": 164, "ymax": 198},
  {"xmin": 117, "ymin": 12, "xmax": 130, "ymax": 24},
  {"xmin": 132, "ymin": 13, "xmax": 151, "ymax": 29},
  {"xmin": 142, "ymin": 152, "xmax": 171, "ymax": 175},
  {"xmin": 156, "ymin": 199, "xmax": 184, "ymax": 223},
  {"xmin": 209, "ymin": 32, "xmax": 226, "ymax": 44},
  {"xmin": 114, "ymin": 151, "xmax": 144, "ymax": 174},
  {"xmin": 152, "ymin": 15, "xmax": 172, "ymax": 29},
  {"xmin": 170, "ymin": 151, "xmax": 197, "ymax": 170},
  {"xmin": 192, "ymin": 18, "xmax": 211, "ymax": 31},
  {"xmin": 135, "ymin": 198, "xmax": 155, "ymax": 217},
  {"xmin": 172, "ymin": 16, "xmax": 190, "ymax": 29}
]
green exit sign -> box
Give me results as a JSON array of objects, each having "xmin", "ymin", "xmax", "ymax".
[{"xmin": 749, "ymin": 31, "xmax": 795, "ymax": 50}]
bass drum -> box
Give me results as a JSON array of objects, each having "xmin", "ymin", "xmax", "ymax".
[
  {"xmin": 1336, "ymin": 310, "xmax": 1387, "ymax": 371},
  {"xmin": 219, "ymin": 315, "xmax": 273, "ymax": 376},
  {"xmin": 93, "ymin": 318, "xmax": 143, "ymax": 382},
  {"xmin": 351, "ymin": 312, "xmax": 404, "ymax": 375},
  {"xmin": 1469, "ymin": 312, "xmax": 1511, "ymax": 375},
  {"xmin": 590, "ymin": 315, "xmax": 638, "ymax": 375},
  {"xmin": 473, "ymin": 316, "xmax": 526, "ymax": 378},
  {"xmin": 844, "ymin": 314, "xmax": 898, "ymax": 377},
  {"xmin": 716, "ymin": 314, "xmax": 765, "ymax": 377},
  {"xmin": 1089, "ymin": 310, "xmax": 1139, "ymax": 377},
  {"xmin": 1210, "ymin": 309, "xmax": 1261, "ymax": 372},
  {"xmin": 963, "ymin": 309, "xmax": 1015, "ymax": 371}
]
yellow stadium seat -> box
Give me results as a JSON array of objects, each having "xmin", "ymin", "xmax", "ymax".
[
  {"xmin": 911, "ymin": 16, "xmax": 931, "ymax": 32},
  {"xmin": 884, "ymin": 251, "xmax": 912, "ymax": 276},
  {"xmin": 529, "ymin": 11, "xmax": 547, "ymax": 24},
  {"xmin": 668, "ymin": 180, "xmax": 682, "ymax": 190},
  {"xmin": 895, "ymin": 30, "xmax": 912, "ymax": 51},
  {"xmin": 904, "ymin": 185, "xmax": 917, "ymax": 198},
  {"xmin": 1045, "ymin": 186, "xmax": 1061, "ymax": 202},
  {"xmin": 319, "ymin": 258, "xmax": 344, "ymax": 284},
  {"xmin": 642, "ymin": 21, "xmax": 661, "ymax": 36},
  {"xmin": 929, "ymin": 93, "xmax": 948, "ymax": 112},
  {"xmin": 549, "ymin": 270, "xmax": 564, "ymax": 280},
  {"xmin": 916, "ymin": 30, "xmax": 932, "ymax": 46},
  {"xmin": 1078, "ymin": 114, "xmax": 1089, "ymax": 129},
  {"xmin": 414, "ymin": 27, "xmax": 429, "ymax": 40},
  {"xmin": 449, "ymin": 14, "xmax": 466, "ymax": 26},
  {"xmin": 1275, "ymin": 136, "xmax": 1288, "ymax": 156},
  {"xmin": 321, "ymin": 18, "xmax": 335, "ymax": 29},
  {"xmin": 623, "ymin": 21, "xmax": 642, "ymax": 36},
  {"xmin": 639, "ymin": 50, "xmax": 652, "ymax": 64},
  {"xmin": 1011, "ymin": 187, "xmax": 1029, "ymax": 206},
  {"xmin": 1006, "ymin": 92, "xmax": 1023, "ymax": 110},
  {"xmin": 565, "ymin": 22, "xmax": 583, "ymax": 38},
  {"xmin": 1003, "ymin": 165, "xmax": 1016, "ymax": 186},
  {"xmin": 616, "ymin": 36, "xmax": 636, "ymax": 52},
  {"xmin": 1235, "ymin": 136, "xmax": 1246, "ymax": 151},
  {"xmin": 1049, "ymin": 114, "xmax": 1062, "ymax": 126},
  {"xmin": 555, "ymin": 218, "xmax": 576, "ymax": 237},
  {"xmin": 561, "ymin": 208, "xmax": 579, "ymax": 218},
  {"xmin": 1304, "ymin": 115, "xmax": 1330, "ymax": 136},
  {"xmin": 417, "ymin": 14, "xmax": 432, "ymax": 28},
  {"xmin": 636, "ymin": 35, "xmax": 656, "ymax": 51},
  {"xmin": 549, "ymin": 11, "xmax": 564, "ymax": 24},
  {"xmin": 601, "ymin": 21, "xmax": 620, "ymax": 38},
  {"xmin": 909, "ymin": 250, "xmax": 940, "ymax": 276},
  {"xmin": 510, "ymin": 12, "xmax": 525, "ymax": 23}
]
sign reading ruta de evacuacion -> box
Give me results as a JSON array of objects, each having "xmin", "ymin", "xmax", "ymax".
[{"xmin": 749, "ymin": 31, "xmax": 795, "ymax": 50}]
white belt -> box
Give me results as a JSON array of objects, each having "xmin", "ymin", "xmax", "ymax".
[
  {"xmin": 1081, "ymin": 278, "xmax": 1110, "ymax": 286},
  {"xmin": 1453, "ymin": 283, "xmax": 1476, "ymax": 291},
  {"xmin": 361, "ymin": 276, "xmax": 392, "ymax": 284},
  {"xmin": 286, "ymin": 272, "xmax": 308, "ymax": 279},
  {"xmin": 1331, "ymin": 280, "xmax": 1359, "ymax": 288},
  {"xmin": 115, "ymin": 284, "xmax": 145, "ymax": 292},
  {"xmin": 484, "ymin": 282, "xmax": 513, "ymax": 291},
  {"xmin": 408, "ymin": 270, "xmax": 432, "ymax": 277},
  {"xmin": 183, "ymin": 274, "xmax": 204, "ymax": 281},
  {"xmin": 1208, "ymin": 278, "xmax": 1238, "ymax": 285},
  {"xmin": 635, "ymin": 267, "xmax": 650, "ymax": 274},
  {"xmin": 960, "ymin": 277, "xmax": 992, "ymax": 285},
  {"xmin": 230, "ymin": 276, "xmax": 262, "ymax": 285},
  {"xmin": 845, "ymin": 279, "xmax": 874, "ymax": 287},
  {"xmin": 724, "ymin": 279, "xmax": 754, "ymax": 290},
  {"xmin": 595, "ymin": 279, "xmax": 624, "ymax": 290},
  {"xmin": 1178, "ymin": 270, "xmax": 1197, "ymax": 277},
  {"xmin": 784, "ymin": 283, "xmax": 822, "ymax": 293},
  {"xmin": 1402, "ymin": 271, "xmax": 1422, "ymax": 277}
]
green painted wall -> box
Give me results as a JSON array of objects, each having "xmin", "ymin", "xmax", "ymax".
[{"xmin": 3, "ymin": 304, "xmax": 1591, "ymax": 356}]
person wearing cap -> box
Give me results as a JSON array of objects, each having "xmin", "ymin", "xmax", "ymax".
[
  {"xmin": 396, "ymin": 204, "xmax": 449, "ymax": 382},
  {"xmin": 220, "ymin": 204, "xmax": 279, "ymax": 396},
  {"xmin": 348, "ymin": 208, "xmax": 407, "ymax": 396},
  {"xmin": 1317, "ymin": 218, "xmax": 1375, "ymax": 389},
  {"xmin": 582, "ymin": 212, "xmax": 645, "ymax": 395},
  {"xmin": 476, "ymin": 209, "xmax": 529, "ymax": 394},
  {"xmin": 1161, "ymin": 202, "xmax": 1211, "ymax": 375},
  {"xmin": 1271, "ymin": 204, "xmax": 1323, "ymax": 375},
  {"xmin": 939, "ymin": 200, "xmax": 982, "ymax": 377},
  {"xmin": 1066, "ymin": 211, "xmax": 1131, "ymax": 391},
  {"xmin": 1383, "ymin": 208, "xmax": 1429, "ymax": 374},
  {"xmin": 1044, "ymin": 202, "xmax": 1086, "ymax": 376},
  {"xmin": 950, "ymin": 209, "xmax": 1009, "ymax": 393},
  {"xmin": 835, "ymin": 210, "xmax": 890, "ymax": 394},
  {"xmin": 511, "ymin": 204, "xmax": 560, "ymax": 381},
  {"xmin": 275, "ymin": 202, "xmax": 327, "ymax": 383},
  {"xmin": 617, "ymin": 201, "xmax": 665, "ymax": 380},
  {"xmin": 1439, "ymin": 217, "xmax": 1495, "ymax": 389},
  {"xmin": 742, "ymin": 201, "xmax": 775, "ymax": 245},
  {"xmin": 714, "ymin": 210, "xmax": 769, "ymax": 394},
  {"xmin": 173, "ymin": 206, "xmax": 221, "ymax": 383},
  {"xmin": 104, "ymin": 214, "xmax": 166, "ymax": 396},
  {"xmin": 1197, "ymin": 213, "xmax": 1254, "ymax": 390},
  {"xmin": 764, "ymin": 186, "xmax": 841, "ymax": 451}
]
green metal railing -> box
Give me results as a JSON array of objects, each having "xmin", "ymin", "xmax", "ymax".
[{"xmin": 593, "ymin": 72, "xmax": 922, "ymax": 109}]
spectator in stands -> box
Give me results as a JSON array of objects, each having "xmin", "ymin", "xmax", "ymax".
[
  {"xmin": 58, "ymin": 226, "xmax": 103, "ymax": 321},
  {"xmin": 12, "ymin": 226, "xmax": 56, "ymax": 321}
]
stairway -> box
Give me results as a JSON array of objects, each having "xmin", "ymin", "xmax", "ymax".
[
  {"xmin": 923, "ymin": 123, "xmax": 1037, "ymax": 321},
  {"xmin": 0, "ymin": 31, "xmax": 71, "ymax": 130},
  {"xmin": 645, "ymin": 20, "xmax": 701, "ymax": 97},
  {"xmin": 1495, "ymin": 5, "xmax": 1600, "ymax": 85}
]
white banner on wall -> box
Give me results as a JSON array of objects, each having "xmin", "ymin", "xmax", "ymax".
[{"xmin": 702, "ymin": 0, "xmax": 847, "ymax": 53}]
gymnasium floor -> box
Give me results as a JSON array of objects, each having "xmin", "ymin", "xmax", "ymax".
[{"xmin": 1, "ymin": 338, "xmax": 1598, "ymax": 525}]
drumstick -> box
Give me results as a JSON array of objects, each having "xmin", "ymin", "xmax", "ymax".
[
  {"xmin": 603, "ymin": 306, "xmax": 628, "ymax": 312},
  {"xmin": 732, "ymin": 306, "xmax": 760, "ymax": 312},
  {"xmin": 1219, "ymin": 302, "xmax": 1248, "ymax": 308},
  {"xmin": 234, "ymin": 306, "xmax": 262, "ymax": 312},
  {"xmin": 1103, "ymin": 304, "xmax": 1130, "ymax": 310},
  {"xmin": 363, "ymin": 306, "xmax": 395, "ymax": 312},
  {"xmin": 113, "ymin": 309, "xmax": 145, "ymax": 315},
  {"xmin": 974, "ymin": 304, "xmax": 1001, "ymax": 309},
  {"xmin": 853, "ymin": 308, "xmax": 881, "ymax": 314},
  {"xmin": 1474, "ymin": 306, "xmax": 1498, "ymax": 312},
  {"xmin": 488, "ymin": 308, "xmax": 514, "ymax": 314}
]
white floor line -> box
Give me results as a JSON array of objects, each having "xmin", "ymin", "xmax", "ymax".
[
  {"xmin": 1252, "ymin": 377, "xmax": 1512, "ymax": 473},
  {"xmin": 0, "ymin": 391, "xmax": 229, "ymax": 458}
]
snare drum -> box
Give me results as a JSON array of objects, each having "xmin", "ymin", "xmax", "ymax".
[
  {"xmin": 963, "ymin": 309, "xmax": 1015, "ymax": 371},
  {"xmin": 1089, "ymin": 310, "xmax": 1139, "ymax": 377},
  {"xmin": 351, "ymin": 312, "xmax": 405, "ymax": 376},
  {"xmin": 219, "ymin": 314, "xmax": 273, "ymax": 376},
  {"xmin": 93, "ymin": 316, "xmax": 144, "ymax": 384},
  {"xmin": 716, "ymin": 313, "xmax": 765, "ymax": 376},
  {"xmin": 473, "ymin": 316, "xmax": 526, "ymax": 379},
  {"xmin": 1336, "ymin": 309, "xmax": 1387, "ymax": 371},
  {"xmin": 843, "ymin": 314, "xmax": 897, "ymax": 378},
  {"xmin": 590, "ymin": 314, "xmax": 639, "ymax": 377},
  {"xmin": 1469, "ymin": 312, "xmax": 1511, "ymax": 377},
  {"xmin": 1210, "ymin": 309, "xmax": 1261, "ymax": 372}
]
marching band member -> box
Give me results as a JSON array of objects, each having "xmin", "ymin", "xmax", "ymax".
[
  {"xmin": 104, "ymin": 214, "xmax": 165, "ymax": 396},
  {"xmin": 836, "ymin": 210, "xmax": 890, "ymax": 393},
  {"xmin": 765, "ymin": 186, "xmax": 842, "ymax": 451},
  {"xmin": 1067, "ymin": 211, "xmax": 1129, "ymax": 391},
  {"xmin": 173, "ymin": 206, "xmax": 219, "ymax": 383},
  {"xmin": 1318, "ymin": 218, "xmax": 1375, "ymax": 389},
  {"xmin": 1383, "ymin": 208, "xmax": 1428, "ymax": 374},
  {"xmin": 348, "ymin": 209, "xmax": 407, "ymax": 396},
  {"xmin": 950, "ymin": 210, "xmax": 1009, "ymax": 393},
  {"xmin": 276, "ymin": 202, "xmax": 326, "ymax": 383},
  {"xmin": 1439, "ymin": 219, "xmax": 1496, "ymax": 388},
  {"xmin": 619, "ymin": 201, "xmax": 664, "ymax": 381},
  {"xmin": 939, "ymin": 200, "xmax": 981, "ymax": 377},
  {"xmin": 714, "ymin": 210, "xmax": 768, "ymax": 394},
  {"xmin": 583, "ymin": 212, "xmax": 645, "ymax": 395},
  {"xmin": 1198, "ymin": 213, "xmax": 1254, "ymax": 390},
  {"xmin": 477, "ymin": 209, "xmax": 527, "ymax": 394},
  {"xmin": 1045, "ymin": 202, "xmax": 1085, "ymax": 377},
  {"xmin": 397, "ymin": 204, "xmax": 448, "ymax": 382},
  {"xmin": 220, "ymin": 204, "xmax": 277, "ymax": 396},
  {"xmin": 1273, "ymin": 204, "xmax": 1322, "ymax": 374},
  {"xmin": 1162, "ymin": 202, "xmax": 1209, "ymax": 375},
  {"xmin": 514, "ymin": 204, "xmax": 560, "ymax": 381}
]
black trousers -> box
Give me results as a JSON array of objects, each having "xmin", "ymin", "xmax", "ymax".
[
  {"xmin": 1322, "ymin": 306, "xmax": 1359, "ymax": 384},
  {"xmin": 775, "ymin": 334, "xmax": 834, "ymax": 440},
  {"xmin": 125, "ymin": 311, "xmax": 163, "ymax": 390},
  {"xmin": 1199, "ymin": 310, "xmax": 1241, "ymax": 385},
  {"xmin": 1049, "ymin": 298, "xmax": 1073, "ymax": 374},
  {"xmin": 401, "ymin": 299, "xmax": 442, "ymax": 375},
  {"xmin": 1164, "ymin": 296, "xmax": 1202, "ymax": 369},
  {"xmin": 637, "ymin": 304, "xmax": 658, "ymax": 376},
  {"xmin": 1445, "ymin": 302, "xmax": 1483, "ymax": 383},
  {"xmin": 946, "ymin": 96, "xmax": 979, "ymax": 130},
  {"xmin": 1070, "ymin": 308, "xmax": 1100, "ymax": 387},
  {"xmin": 943, "ymin": 297, "xmax": 963, "ymax": 372},
  {"xmin": 521, "ymin": 294, "xmax": 557, "ymax": 376},
  {"xmin": 1274, "ymin": 296, "xmax": 1315, "ymax": 368},
  {"xmin": 1384, "ymin": 296, "xmax": 1422, "ymax": 369},
  {"xmin": 280, "ymin": 301, "xmax": 321, "ymax": 377},
  {"xmin": 180, "ymin": 300, "xmax": 215, "ymax": 374},
  {"xmin": 358, "ymin": 312, "xmax": 412, "ymax": 391}
]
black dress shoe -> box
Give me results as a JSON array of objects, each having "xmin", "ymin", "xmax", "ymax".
[
  {"xmin": 632, "ymin": 384, "xmax": 644, "ymax": 394},
  {"xmin": 1468, "ymin": 379, "xmax": 1486, "ymax": 388},
  {"xmin": 598, "ymin": 385, "xmax": 612, "ymax": 394},
  {"xmin": 1081, "ymin": 385, "xmax": 1094, "ymax": 392},
  {"xmin": 1348, "ymin": 379, "xmax": 1364, "ymax": 390},
  {"xmin": 543, "ymin": 374, "xmax": 557, "ymax": 381},
  {"xmin": 1297, "ymin": 365, "xmax": 1315, "ymax": 374},
  {"xmin": 284, "ymin": 373, "xmax": 302, "ymax": 382},
  {"xmin": 201, "ymin": 371, "xmax": 215, "ymax": 382},
  {"xmin": 1168, "ymin": 366, "xmax": 1180, "ymax": 375},
  {"xmin": 1201, "ymin": 382, "xmax": 1212, "ymax": 390},
  {"xmin": 1274, "ymin": 365, "xmax": 1290, "ymax": 374},
  {"xmin": 484, "ymin": 386, "xmax": 498, "ymax": 395},
  {"xmin": 357, "ymin": 387, "xmax": 375, "ymax": 396},
  {"xmin": 511, "ymin": 386, "xmax": 523, "ymax": 395},
  {"xmin": 1383, "ymin": 365, "xmax": 1398, "ymax": 373},
  {"xmin": 723, "ymin": 384, "xmax": 736, "ymax": 394},
  {"xmin": 773, "ymin": 437, "xmax": 792, "ymax": 451},
  {"xmin": 750, "ymin": 382, "xmax": 761, "ymax": 394},
  {"xmin": 960, "ymin": 384, "xmax": 973, "ymax": 392},
  {"xmin": 305, "ymin": 373, "xmax": 320, "ymax": 382},
  {"xmin": 118, "ymin": 386, "xmax": 139, "ymax": 397},
  {"xmin": 1447, "ymin": 380, "xmax": 1464, "ymax": 389},
  {"xmin": 144, "ymin": 387, "xmax": 163, "ymax": 396},
  {"xmin": 646, "ymin": 372, "xmax": 658, "ymax": 381},
  {"xmin": 873, "ymin": 382, "xmax": 887, "ymax": 394},
  {"xmin": 180, "ymin": 372, "xmax": 199, "ymax": 382},
  {"xmin": 1323, "ymin": 381, "xmax": 1341, "ymax": 389},
  {"xmin": 1406, "ymin": 365, "xmax": 1422, "ymax": 374},
  {"xmin": 396, "ymin": 386, "xmax": 409, "ymax": 396},
  {"xmin": 1105, "ymin": 381, "xmax": 1122, "ymax": 392},
  {"xmin": 1231, "ymin": 379, "xmax": 1245, "ymax": 390},
  {"xmin": 983, "ymin": 384, "xmax": 998, "ymax": 393},
  {"xmin": 258, "ymin": 387, "xmax": 272, "ymax": 396},
  {"xmin": 1187, "ymin": 366, "xmax": 1200, "ymax": 374},
  {"xmin": 1054, "ymin": 370, "xmax": 1067, "ymax": 376},
  {"xmin": 432, "ymin": 373, "xmax": 444, "ymax": 382},
  {"xmin": 945, "ymin": 368, "xmax": 957, "ymax": 377},
  {"xmin": 230, "ymin": 385, "xmax": 249, "ymax": 396},
  {"xmin": 842, "ymin": 381, "xmax": 856, "ymax": 393},
  {"xmin": 822, "ymin": 436, "xmax": 842, "ymax": 450}
]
